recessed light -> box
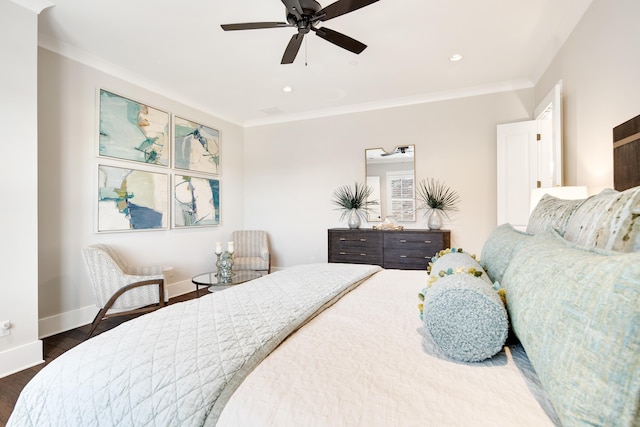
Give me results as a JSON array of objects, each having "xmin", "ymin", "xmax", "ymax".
[
  {"xmin": 449, "ymin": 53, "xmax": 463, "ymax": 62},
  {"xmin": 283, "ymin": 86, "xmax": 293, "ymax": 93}
]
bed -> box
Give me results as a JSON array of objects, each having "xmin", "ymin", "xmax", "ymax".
[
  {"xmin": 8, "ymin": 263, "xmax": 560, "ymax": 426},
  {"xmin": 8, "ymin": 178, "xmax": 640, "ymax": 426}
]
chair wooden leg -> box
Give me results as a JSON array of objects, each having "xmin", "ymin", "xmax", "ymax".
[
  {"xmin": 85, "ymin": 278, "xmax": 165, "ymax": 340},
  {"xmin": 85, "ymin": 306, "xmax": 110, "ymax": 340}
]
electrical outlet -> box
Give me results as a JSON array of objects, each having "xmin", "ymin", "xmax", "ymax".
[{"xmin": 0, "ymin": 320, "xmax": 11, "ymax": 337}]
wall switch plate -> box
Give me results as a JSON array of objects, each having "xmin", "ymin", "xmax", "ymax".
[{"xmin": 0, "ymin": 320, "xmax": 11, "ymax": 337}]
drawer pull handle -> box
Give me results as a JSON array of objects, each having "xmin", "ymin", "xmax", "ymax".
[
  {"xmin": 360, "ymin": 238, "xmax": 367, "ymax": 242},
  {"xmin": 424, "ymin": 240, "xmax": 432, "ymax": 243},
  {"xmin": 400, "ymin": 255, "xmax": 407, "ymax": 258},
  {"xmin": 339, "ymin": 238, "xmax": 346, "ymax": 241},
  {"xmin": 400, "ymin": 239, "xmax": 407, "ymax": 243},
  {"xmin": 339, "ymin": 251, "xmax": 368, "ymax": 257}
]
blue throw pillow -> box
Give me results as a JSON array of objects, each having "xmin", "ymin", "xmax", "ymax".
[
  {"xmin": 480, "ymin": 224, "xmax": 532, "ymax": 284},
  {"xmin": 423, "ymin": 274, "xmax": 508, "ymax": 362},
  {"xmin": 502, "ymin": 229, "xmax": 640, "ymax": 426}
]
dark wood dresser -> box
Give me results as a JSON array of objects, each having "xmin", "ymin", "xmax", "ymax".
[{"xmin": 328, "ymin": 228, "xmax": 451, "ymax": 270}]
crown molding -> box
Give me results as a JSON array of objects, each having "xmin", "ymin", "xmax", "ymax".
[
  {"xmin": 243, "ymin": 79, "xmax": 534, "ymax": 127},
  {"xmin": 38, "ymin": 33, "xmax": 533, "ymax": 129},
  {"xmin": 10, "ymin": 0, "xmax": 54, "ymax": 14}
]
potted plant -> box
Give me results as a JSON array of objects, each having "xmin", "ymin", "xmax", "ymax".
[
  {"xmin": 416, "ymin": 178, "xmax": 460, "ymax": 230},
  {"xmin": 331, "ymin": 182, "xmax": 378, "ymax": 229}
]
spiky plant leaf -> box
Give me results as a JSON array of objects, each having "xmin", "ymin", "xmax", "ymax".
[
  {"xmin": 416, "ymin": 178, "xmax": 460, "ymax": 219},
  {"xmin": 331, "ymin": 182, "xmax": 378, "ymax": 221}
]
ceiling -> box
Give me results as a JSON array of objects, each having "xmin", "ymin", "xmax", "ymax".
[{"xmin": 36, "ymin": 0, "xmax": 594, "ymax": 126}]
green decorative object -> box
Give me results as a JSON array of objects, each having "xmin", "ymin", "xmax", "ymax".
[
  {"xmin": 331, "ymin": 182, "xmax": 378, "ymax": 229},
  {"xmin": 416, "ymin": 178, "xmax": 460, "ymax": 230}
]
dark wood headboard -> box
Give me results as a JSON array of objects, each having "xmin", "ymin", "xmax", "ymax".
[{"xmin": 613, "ymin": 114, "xmax": 640, "ymax": 190}]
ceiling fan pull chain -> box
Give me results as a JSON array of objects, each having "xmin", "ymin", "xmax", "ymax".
[{"xmin": 305, "ymin": 35, "xmax": 308, "ymax": 66}]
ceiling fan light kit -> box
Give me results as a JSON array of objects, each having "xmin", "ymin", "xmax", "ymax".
[{"xmin": 221, "ymin": 0, "xmax": 380, "ymax": 64}]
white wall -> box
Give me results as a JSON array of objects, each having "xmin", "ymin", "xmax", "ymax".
[
  {"xmin": 36, "ymin": 49, "xmax": 246, "ymax": 337},
  {"xmin": 0, "ymin": 1, "xmax": 43, "ymax": 377},
  {"xmin": 244, "ymin": 89, "xmax": 533, "ymax": 266},
  {"xmin": 535, "ymin": 0, "xmax": 640, "ymax": 193}
]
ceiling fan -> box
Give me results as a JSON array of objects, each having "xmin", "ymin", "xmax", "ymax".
[
  {"xmin": 221, "ymin": 0, "xmax": 380, "ymax": 64},
  {"xmin": 381, "ymin": 146, "xmax": 412, "ymax": 156}
]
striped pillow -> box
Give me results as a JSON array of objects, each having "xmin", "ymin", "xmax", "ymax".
[{"xmin": 564, "ymin": 186, "xmax": 640, "ymax": 252}]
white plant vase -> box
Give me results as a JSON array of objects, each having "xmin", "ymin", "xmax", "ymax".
[
  {"xmin": 428, "ymin": 209, "xmax": 443, "ymax": 230},
  {"xmin": 348, "ymin": 209, "xmax": 361, "ymax": 229}
]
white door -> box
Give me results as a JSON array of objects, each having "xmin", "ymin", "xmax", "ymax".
[
  {"xmin": 497, "ymin": 81, "xmax": 563, "ymax": 230},
  {"xmin": 497, "ymin": 121, "xmax": 540, "ymax": 230}
]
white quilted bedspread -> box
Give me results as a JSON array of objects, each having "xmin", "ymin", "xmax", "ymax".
[
  {"xmin": 218, "ymin": 269, "xmax": 560, "ymax": 426},
  {"xmin": 8, "ymin": 263, "xmax": 381, "ymax": 427}
]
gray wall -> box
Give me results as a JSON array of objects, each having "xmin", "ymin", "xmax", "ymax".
[
  {"xmin": 244, "ymin": 90, "xmax": 533, "ymax": 267},
  {"xmin": 535, "ymin": 0, "xmax": 640, "ymax": 192},
  {"xmin": 0, "ymin": 1, "xmax": 42, "ymax": 377},
  {"xmin": 36, "ymin": 49, "xmax": 246, "ymax": 336}
]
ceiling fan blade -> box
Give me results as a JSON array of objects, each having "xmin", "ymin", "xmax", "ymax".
[
  {"xmin": 221, "ymin": 22, "xmax": 290, "ymax": 31},
  {"xmin": 281, "ymin": 33, "xmax": 305, "ymax": 64},
  {"xmin": 317, "ymin": 0, "xmax": 379, "ymax": 21},
  {"xmin": 313, "ymin": 27, "xmax": 366, "ymax": 54},
  {"xmin": 281, "ymin": 0, "xmax": 305, "ymax": 19}
]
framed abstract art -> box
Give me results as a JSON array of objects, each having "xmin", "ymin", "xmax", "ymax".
[
  {"xmin": 173, "ymin": 174, "xmax": 220, "ymax": 227},
  {"xmin": 97, "ymin": 164, "xmax": 169, "ymax": 232},
  {"xmin": 174, "ymin": 116, "xmax": 220, "ymax": 175},
  {"xmin": 98, "ymin": 89, "xmax": 170, "ymax": 166}
]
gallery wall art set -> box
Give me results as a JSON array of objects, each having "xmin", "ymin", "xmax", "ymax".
[{"xmin": 97, "ymin": 89, "xmax": 221, "ymax": 232}]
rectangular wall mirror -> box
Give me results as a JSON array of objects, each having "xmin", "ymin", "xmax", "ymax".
[{"xmin": 365, "ymin": 145, "xmax": 416, "ymax": 222}]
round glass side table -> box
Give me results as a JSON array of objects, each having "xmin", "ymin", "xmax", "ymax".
[{"xmin": 191, "ymin": 270, "xmax": 262, "ymax": 295}]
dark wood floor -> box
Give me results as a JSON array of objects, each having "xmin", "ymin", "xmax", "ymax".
[{"xmin": 0, "ymin": 290, "xmax": 202, "ymax": 426}]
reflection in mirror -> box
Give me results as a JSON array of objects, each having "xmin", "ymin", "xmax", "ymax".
[{"xmin": 365, "ymin": 145, "xmax": 416, "ymax": 222}]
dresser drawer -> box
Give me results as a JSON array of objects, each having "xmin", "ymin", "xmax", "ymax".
[
  {"xmin": 328, "ymin": 228, "xmax": 449, "ymax": 270},
  {"xmin": 383, "ymin": 231, "xmax": 448, "ymax": 270},
  {"xmin": 328, "ymin": 229, "xmax": 383, "ymax": 265},
  {"xmin": 383, "ymin": 246, "xmax": 435, "ymax": 270},
  {"xmin": 384, "ymin": 231, "xmax": 444, "ymax": 248}
]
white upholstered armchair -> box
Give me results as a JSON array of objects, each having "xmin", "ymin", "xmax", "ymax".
[
  {"xmin": 230, "ymin": 230, "xmax": 271, "ymax": 275},
  {"xmin": 82, "ymin": 244, "xmax": 168, "ymax": 339}
]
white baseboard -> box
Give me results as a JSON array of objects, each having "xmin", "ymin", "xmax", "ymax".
[
  {"xmin": 0, "ymin": 340, "xmax": 43, "ymax": 379},
  {"xmin": 38, "ymin": 305, "xmax": 98, "ymax": 339},
  {"xmin": 38, "ymin": 279, "xmax": 194, "ymax": 339},
  {"xmin": 167, "ymin": 278, "xmax": 198, "ymax": 298}
]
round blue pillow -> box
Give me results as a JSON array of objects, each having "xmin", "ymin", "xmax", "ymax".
[
  {"xmin": 429, "ymin": 251, "xmax": 492, "ymax": 284},
  {"xmin": 423, "ymin": 274, "xmax": 508, "ymax": 362}
]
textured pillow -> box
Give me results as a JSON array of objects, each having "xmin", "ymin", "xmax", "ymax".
[
  {"xmin": 564, "ymin": 186, "xmax": 640, "ymax": 252},
  {"xmin": 480, "ymin": 224, "xmax": 532, "ymax": 284},
  {"xmin": 428, "ymin": 251, "xmax": 491, "ymax": 284},
  {"xmin": 502, "ymin": 230, "xmax": 640, "ymax": 426},
  {"xmin": 526, "ymin": 194, "xmax": 585, "ymax": 235},
  {"xmin": 423, "ymin": 274, "xmax": 508, "ymax": 362}
]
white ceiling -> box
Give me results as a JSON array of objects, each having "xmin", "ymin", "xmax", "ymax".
[{"xmin": 36, "ymin": 0, "xmax": 593, "ymax": 126}]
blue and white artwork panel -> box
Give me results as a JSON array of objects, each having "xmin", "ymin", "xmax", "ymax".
[
  {"xmin": 97, "ymin": 164, "xmax": 169, "ymax": 232},
  {"xmin": 98, "ymin": 89, "xmax": 170, "ymax": 167},
  {"xmin": 173, "ymin": 174, "xmax": 220, "ymax": 228},
  {"xmin": 173, "ymin": 116, "xmax": 220, "ymax": 175}
]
